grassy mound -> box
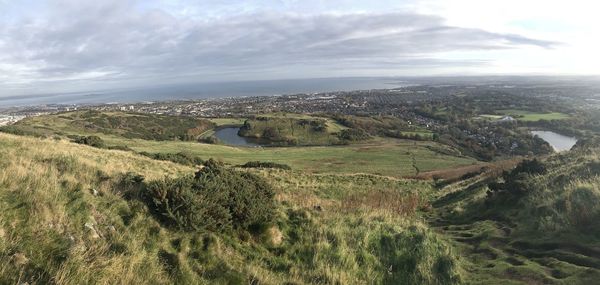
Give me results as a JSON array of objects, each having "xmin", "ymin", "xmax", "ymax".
[
  {"xmin": 1, "ymin": 110, "xmax": 214, "ymax": 141},
  {"xmin": 238, "ymin": 117, "xmax": 345, "ymax": 146}
]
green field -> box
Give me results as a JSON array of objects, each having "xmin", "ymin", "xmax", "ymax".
[
  {"xmin": 103, "ymin": 136, "xmax": 476, "ymax": 177},
  {"xmin": 2, "ymin": 111, "xmax": 477, "ymax": 177},
  {"xmin": 495, "ymin": 109, "xmax": 571, "ymax": 121}
]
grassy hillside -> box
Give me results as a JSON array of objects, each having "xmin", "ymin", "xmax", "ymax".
[
  {"xmin": 431, "ymin": 145, "xmax": 600, "ymax": 284},
  {"xmin": 0, "ymin": 133, "xmax": 461, "ymax": 284},
  {"xmin": 2, "ymin": 110, "xmax": 214, "ymax": 141},
  {"xmin": 333, "ymin": 114, "xmax": 434, "ymax": 139},
  {"xmin": 2, "ymin": 111, "xmax": 478, "ymax": 178},
  {"xmin": 238, "ymin": 117, "xmax": 345, "ymax": 146},
  {"xmin": 3, "ymin": 110, "xmax": 600, "ymax": 284}
]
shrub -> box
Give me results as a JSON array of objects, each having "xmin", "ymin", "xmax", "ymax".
[
  {"xmin": 145, "ymin": 175, "xmax": 231, "ymax": 231},
  {"xmin": 338, "ymin": 128, "xmax": 371, "ymax": 141},
  {"xmin": 71, "ymin": 135, "xmax": 105, "ymax": 148},
  {"xmin": 107, "ymin": 145, "xmax": 133, "ymax": 151},
  {"xmin": 143, "ymin": 159, "xmax": 276, "ymax": 232},
  {"xmin": 511, "ymin": 158, "xmax": 546, "ymax": 175},
  {"xmin": 486, "ymin": 159, "xmax": 546, "ymax": 199},
  {"xmin": 239, "ymin": 161, "xmax": 292, "ymax": 170},
  {"xmin": 139, "ymin": 151, "xmax": 204, "ymax": 166},
  {"xmin": 565, "ymin": 186, "xmax": 600, "ymax": 229},
  {"xmin": 198, "ymin": 136, "xmax": 219, "ymax": 144}
]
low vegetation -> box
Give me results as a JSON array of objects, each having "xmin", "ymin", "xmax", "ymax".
[
  {"xmin": 6, "ymin": 107, "xmax": 599, "ymax": 284},
  {"xmin": 238, "ymin": 116, "xmax": 347, "ymax": 146},
  {"xmin": 2, "ymin": 110, "xmax": 214, "ymax": 141},
  {"xmin": 239, "ymin": 161, "xmax": 292, "ymax": 170},
  {"xmin": 431, "ymin": 146, "xmax": 600, "ymax": 283},
  {"xmin": 0, "ymin": 111, "xmax": 480, "ymax": 177},
  {"xmin": 142, "ymin": 159, "xmax": 276, "ymax": 232},
  {"xmin": 138, "ymin": 151, "xmax": 204, "ymax": 166},
  {"xmin": 0, "ymin": 133, "xmax": 462, "ymax": 284},
  {"xmin": 333, "ymin": 114, "xmax": 434, "ymax": 140}
]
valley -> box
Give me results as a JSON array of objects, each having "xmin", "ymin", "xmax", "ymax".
[{"xmin": 1, "ymin": 80, "xmax": 600, "ymax": 284}]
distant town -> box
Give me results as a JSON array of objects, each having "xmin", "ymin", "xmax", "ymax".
[{"xmin": 1, "ymin": 78, "xmax": 599, "ymax": 132}]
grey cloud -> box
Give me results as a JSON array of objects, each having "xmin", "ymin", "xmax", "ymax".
[{"xmin": 0, "ymin": 1, "xmax": 559, "ymax": 94}]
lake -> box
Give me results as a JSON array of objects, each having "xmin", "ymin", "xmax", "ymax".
[
  {"xmin": 531, "ymin": 131, "xmax": 578, "ymax": 152},
  {"xmin": 214, "ymin": 127, "xmax": 266, "ymax": 147}
]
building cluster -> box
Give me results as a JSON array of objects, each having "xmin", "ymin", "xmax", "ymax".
[{"xmin": 0, "ymin": 115, "xmax": 26, "ymax": 126}]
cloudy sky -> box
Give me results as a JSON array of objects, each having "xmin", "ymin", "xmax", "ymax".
[{"xmin": 0, "ymin": 0, "xmax": 598, "ymax": 96}]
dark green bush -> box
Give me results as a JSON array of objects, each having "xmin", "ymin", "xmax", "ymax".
[
  {"xmin": 107, "ymin": 145, "xmax": 133, "ymax": 151},
  {"xmin": 239, "ymin": 161, "xmax": 292, "ymax": 170},
  {"xmin": 139, "ymin": 151, "xmax": 204, "ymax": 166},
  {"xmin": 143, "ymin": 159, "xmax": 276, "ymax": 232},
  {"xmin": 486, "ymin": 159, "xmax": 546, "ymax": 200},
  {"xmin": 145, "ymin": 175, "xmax": 231, "ymax": 231},
  {"xmin": 338, "ymin": 128, "xmax": 371, "ymax": 141},
  {"xmin": 198, "ymin": 136, "xmax": 219, "ymax": 144},
  {"xmin": 71, "ymin": 135, "xmax": 105, "ymax": 148},
  {"xmin": 511, "ymin": 158, "xmax": 546, "ymax": 175}
]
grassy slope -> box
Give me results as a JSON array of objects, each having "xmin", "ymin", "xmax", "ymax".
[
  {"xmin": 0, "ymin": 133, "xmax": 461, "ymax": 284},
  {"xmin": 431, "ymin": 147, "xmax": 600, "ymax": 284},
  {"xmin": 238, "ymin": 117, "xmax": 342, "ymax": 146},
  {"xmin": 4, "ymin": 111, "xmax": 477, "ymax": 178},
  {"xmin": 108, "ymin": 137, "xmax": 475, "ymax": 177},
  {"xmin": 257, "ymin": 113, "xmax": 348, "ymax": 134},
  {"xmin": 6, "ymin": 110, "xmax": 214, "ymax": 141}
]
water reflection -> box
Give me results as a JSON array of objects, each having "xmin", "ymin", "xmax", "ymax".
[
  {"xmin": 531, "ymin": 131, "xmax": 577, "ymax": 152},
  {"xmin": 213, "ymin": 127, "xmax": 267, "ymax": 147}
]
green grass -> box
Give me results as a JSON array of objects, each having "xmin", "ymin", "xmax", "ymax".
[
  {"xmin": 4, "ymin": 110, "xmax": 600, "ymax": 284},
  {"xmin": 99, "ymin": 136, "xmax": 475, "ymax": 177},
  {"xmin": 207, "ymin": 118, "xmax": 247, "ymax": 126},
  {"xmin": 257, "ymin": 112, "xmax": 348, "ymax": 134},
  {"xmin": 5, "ymin": 110, "xmax": 214, "ymax": 140},
  {"xmin": 3, "ymin": 111, "xmax": 477, "ymax": 177},
  {"xmin": 430, "ymin": 147, "xmax": 600, "ymax": 284},
  {"xmin": 495, "ymin": 109, "xmax": 571, "ymax": 121},
  {"xmin": 0, "ymin": 133, "xmax": 461, "ymax": 284}
]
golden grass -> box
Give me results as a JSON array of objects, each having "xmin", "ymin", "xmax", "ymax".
[{"xmin": 0, "ymin": 133, "xmax": 459, "ymax": 284}]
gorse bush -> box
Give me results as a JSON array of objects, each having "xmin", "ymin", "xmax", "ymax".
[
  {"xmin": 337, "ymin": 128, "xmax": 371, "ymax": 141},
  {"xmin": 487, "ymin": 158, "xmax": 546, "ymax": 199},
  {"xmin": 145, "ymin": 175, "xmax": 231, "ymax": 231},
  {"xmin": 143, "ymin": 159, "xmax": 276, "ymax": 232},
  {"xmin": 71, "ymin": 135, "xmax": 105, "ymax": 148},
  {"xmin": 139, "ymin": 151, "xmax": 204, "ymax": 166},
  {"xmin": 239, "ymin": 161, "xmax": 292, "ymax": 170}
]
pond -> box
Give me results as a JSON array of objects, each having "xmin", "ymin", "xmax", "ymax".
[
  {"xmin": 531, "ymin": 131, "xmax": 578, "ymax": 152},
  {"xmin": 213, "ymin": 127, "xmax": 267, "ymax": 147}
]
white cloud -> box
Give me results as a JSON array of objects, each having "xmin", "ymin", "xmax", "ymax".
[{"xmin": 1, "ymin": 0, "xmax": 594, "ymax": 96}]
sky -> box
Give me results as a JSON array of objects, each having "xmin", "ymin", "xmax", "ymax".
[{"xmin": 0, "ymin": 0, "xmax": 598, "ymax": 96}]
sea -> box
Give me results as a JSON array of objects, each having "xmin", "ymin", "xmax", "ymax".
[{"xmin": 0, "ymin": 77, "xmax": 409, "ymax": 108}]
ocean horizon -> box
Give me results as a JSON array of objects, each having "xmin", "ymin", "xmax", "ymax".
[{"xmin": 0, "ymin": 77, "xmax": 409, "ymax": 108}]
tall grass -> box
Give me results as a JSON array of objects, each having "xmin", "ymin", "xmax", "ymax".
[{"xmin": 0, "ymin": 133, "xmax": 461, "ymax": 284}]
